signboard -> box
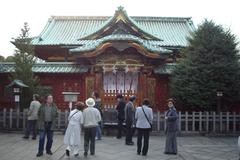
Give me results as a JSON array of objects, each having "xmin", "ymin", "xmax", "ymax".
[
  {"xmin": 13, "ymin": 88, "xmax": 20, "ymax": 93},
  {"xmin": 15, "ymin": 95, "xmax": 20, "ymax": 102},
  {"xmin": 62, "ymin": 92, "xmax": 80, "ymax": 102}
]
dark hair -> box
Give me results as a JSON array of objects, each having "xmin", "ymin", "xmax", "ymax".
[
  {"xmin": 167, "ymin": 98, "xmax": 175, "ymax": 104},
  {"xmin": 33, "ymin": 94, "xmax": 40, "ymax": 101},
  {"xmin": 75, "ymin": 101, "xmax": 85, "ymax": 111},
  {"xmin": 93, "ymin": 92, "xmax": 99, "ymax": 99},
  {"xmin": 44, "ymin": 94, "xmax": 52, "ymax": 99},
  {"xmin": 129, "ymin": 96, "xmax": 136, "ymax": 102},
  {"xmin": 142, "ymin": 98, "xmax": 150, "ymax": 106}
]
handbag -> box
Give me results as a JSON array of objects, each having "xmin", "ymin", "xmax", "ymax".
[{"xmin": 142, "ymin": 107, "xmax": 152, "ymax": 131}]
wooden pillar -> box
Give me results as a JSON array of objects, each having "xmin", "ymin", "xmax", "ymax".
[
  {"xmin": 95, "ymin": 72, "xmax": 103, "ymax": 93},
  {"xmin": 138, "ymin": 73, "xmax": 147, "ymax": 106}
]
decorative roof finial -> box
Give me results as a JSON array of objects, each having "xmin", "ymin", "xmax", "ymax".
[{"xmin": 117, "ymin": 6, "xmax": 124, "ymax": 11}]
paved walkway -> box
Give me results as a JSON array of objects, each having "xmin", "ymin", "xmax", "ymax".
[{"xmin": 0, "ymin": 132, "xmax": 239, "ymax": 160}]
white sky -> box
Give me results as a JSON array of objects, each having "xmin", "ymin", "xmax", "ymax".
[{"xmin": 0, "ymin": 0, "xmax": 239, "ymax": 57}]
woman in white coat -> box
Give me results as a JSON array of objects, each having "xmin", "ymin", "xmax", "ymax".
[{"xmin": 64, "ymin": 102, "xmax": 84, "ymax": 157}]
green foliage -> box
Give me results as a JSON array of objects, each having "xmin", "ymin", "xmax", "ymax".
[
  {"xmin": 5, "ymin": 56, "xmax": 14, "ymax": 62},
  {"xmin": 0, "ymin": 55, "xmax": 15, "ymax": 62},
  {"xmin": 170, "ymin": 20, "xmax": 240, "ymax": 111},
  {"xmin": 11, "ymin": 22, "xmax": 40, "ymax": 109},
  {"xmin": 0, "ymin": 55, "xmax": 4, "ymax": 62}
]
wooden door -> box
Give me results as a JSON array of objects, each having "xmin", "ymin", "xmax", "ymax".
[
  {"xmin": 147, "ymin": 77, "xmax": 156, "ymax": 109},
  {"xmin": 85, "ymin": 77, "xmax": 95, "ymax": 98}
]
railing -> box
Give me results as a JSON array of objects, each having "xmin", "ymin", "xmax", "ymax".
[
  {"xmin": 101, "ymin": 90, "xmax": 142, "ymax": 107},
  {"xmin": 0, "ymin": 108, "xmax": 240, "ymax": 133}
]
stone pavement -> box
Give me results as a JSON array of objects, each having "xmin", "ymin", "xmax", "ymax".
[{"xmin": 0, "ymin": 132, "xmax": 239, "ymax": 160}]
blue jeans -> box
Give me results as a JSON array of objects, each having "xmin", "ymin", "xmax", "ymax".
[{"xmin": 38, "ymin": 122, "xmax": 54, "ymax": 153}]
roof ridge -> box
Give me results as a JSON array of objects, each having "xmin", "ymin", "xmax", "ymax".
[
  {"xmin": 132, "ymin": 16, "xmax": 192, "ymax": 21},
  {"xmin": 50, "ymin": 15, "xmax": 191, "ymax": 21},
  {"xmin": 51, "ymin": 16, "xmax": 110, "ymax": 20}
]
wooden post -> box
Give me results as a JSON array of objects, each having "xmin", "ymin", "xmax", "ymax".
[
  {"xmin": 3, "ymin": 108, "xmax": 6, "ymax": 128},
  {"xmin": 192, "ymin": 112, "xmax": 195, "ymax": 132},
  {"xmin": 16, "ymin": 108, "xmax": 20, "ymax": 129},
  {"xmin": 65, "ymin": 110, "xmax": 68, "ymax": 128},
  {"xmin": 10, "ymin": 108, "xmax": 13, "ymax": 129},
  {"xmin": 178, "ymin": 111, "xmax": 181, "ymax": 132},
  {"xmin": 233, "ymin": 112, "xmax": 236, "ymax": 133},
  {"xmin": 185, "ymin": 112, "xmax": 188, "ymax": 132},
  {"xmin": 226, "ymin": 112, "xmax": 229, "ymax": 132},
  {"xmin": 199, "ymin": 112, "xmax": 202, "ymax": 132},
  {"xmin": 206, "ymin": 112, "xmax": 209, "ymax": 132},
  {"xmin": 164, "ymin": 111, "xmax": 166, "ymax": 132},
  {"xmin": 58, "ymin": 112, "xmax": 61, "ymax": 129},
  {"xmin": 213, "ymin": 112, "xmax": 216, "ymax": 133},
  {"xmin": 157, "ymin": 111, "xmax": 160, "ymax": 132},
  {"xmin": 220, "ymin": 112, "xmax": 223, "ymax": 132}
]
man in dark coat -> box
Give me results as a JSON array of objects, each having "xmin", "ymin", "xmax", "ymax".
[
  {"xmin": 116, "ymin": 94, "xmax": 126, "ymax": 139},
  {"xmin": 164, "ymin": 98, "xmax": 178, "ymax": 155},
  {"xmin": 125, "ymin": 95, "xmax": 136, "ymax": 145}
]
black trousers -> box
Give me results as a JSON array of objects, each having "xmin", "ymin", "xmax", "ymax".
[
  {"xmin": 137, "ymin": 128, "xmax": 150, "ymax": 155},
  {"xmin": 25, "ymin": 120, "xmax": 37, "ymax": 138},
  {"xmin": 125, "ymin": 122, "xmax": 134, "ymax": 144},
  {"xmin": 84, "ymin": 127, "xmax": 96, "ymax": 154},
  {"xmin": 117, "ymin": 119, "xmax": 124, "ymax": 138}
]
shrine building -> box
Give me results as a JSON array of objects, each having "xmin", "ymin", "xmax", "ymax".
[{"xmin": 0, "ymin": 7, "xmax": 195, "ymax": 111}]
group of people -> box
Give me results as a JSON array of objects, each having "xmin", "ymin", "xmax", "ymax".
[
  {"xmin": 23, "ymin": 92, "xmax": 179, "ymax": 158},
  {"xmin": 116, "ymin": 95, "xmax": 178, "ymax": 156}
]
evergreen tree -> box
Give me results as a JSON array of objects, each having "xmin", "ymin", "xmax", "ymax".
[
  {"xmin": 11, "ymin": 22, "xmax": 39, "ymax": 109},
  {"xmin": 0, "ymin": 55, "xmax": 4, "ymax": 62},
  {"xmin": 170, "ymin": 20, "xmax": 240, "ymax": 111},
  {"xmin": 5, "ymin": 56, "xmax": 14, "ymax": 62}
]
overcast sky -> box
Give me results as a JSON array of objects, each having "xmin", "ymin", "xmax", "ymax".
[{"xmin": 0, "ymin": 0, "xmax": 239, "ymax": 57}]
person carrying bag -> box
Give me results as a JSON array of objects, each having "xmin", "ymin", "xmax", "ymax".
[{"xmin": 135, "ymin": 98, "xmax": 153, "ymax": 156}]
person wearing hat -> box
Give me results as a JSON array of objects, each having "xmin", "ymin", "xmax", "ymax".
[
  {"xmin": 116, "ymin": 94, "xmax": 126, "ymax": 139},
  {"xmin": 83, "ymin": 98, "xmax": 101, "ymax": 157},
  {"xmin": 92, "ymin": 91, "xmax": 103, "ymax": 140},
  {"xmin": 64, "ymin": 101, "xmax": 84, "ymax": 158},
  {"xmin": 164, "ymin": 98, "xmax": 179, "ymax": 155},
  {"xmin": 125, "ymin": 95, "xmax": 136, "ymax": 145}
]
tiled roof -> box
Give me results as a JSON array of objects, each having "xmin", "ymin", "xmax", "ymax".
[
  {"xmin": 0, "ymin": 62, "xmax": 174, "ymax": 74},
  {"xmin": 0, "ymin": 62, "xmax": 89, "ymax": 73},
  {"xmin": 70, "ymin": 34, "xmax": 172, "ymax": 53},
  {"xmin": 31, "ymin": 11, "xmax": 195, "ymax": 48}
]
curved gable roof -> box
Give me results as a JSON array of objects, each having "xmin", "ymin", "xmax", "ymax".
[{"xmin": 31, "ymin": 8, "xmax": 195, "ymax": 48}]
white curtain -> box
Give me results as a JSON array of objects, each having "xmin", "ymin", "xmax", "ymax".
[{"xmin": 103, "ymin": 72, "xmax": 138, "ymax": 93}]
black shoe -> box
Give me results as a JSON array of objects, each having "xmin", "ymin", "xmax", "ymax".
[
  {"xmin": 164, "ymin": 152, "xmax": 176, "ymax": 155},
  {"xmin": 22, "ymin": 136, "xmax": 29, "ymax": 139},
  {"xmin": 84, "ymin": 152, "xmax": 88, "ymax": 157},
  {"xmin": 126, "ymin": 142, "xmax": 134, "ymax": 145},
  {"xmin": 36, "ymin": 152, "xmax": 43, "ymax": 157},
  {"xmin": 32, "ymin": 137, "xmax": 36, "ymax": 140},
  {"xmin": 90, "ymin": 153, "xmax": 95, "ymax": 155},
  {"xmin": 46, "ymin": 150, "xmax": 53, "ymax": 155},
  {"xmin": 137, "ymin": 152, "xmax": 141, "ymax": 155},
  {"xmin": 66, "ymin": 150, "xmax": 70, "ymax": 157},
  {"xmin": 142, "ymin": 153, "xmax": 147, "ymax": 156},
  {"xmin": 74, "ymin": 153, "xmax": 79, "ymax": 157}
]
